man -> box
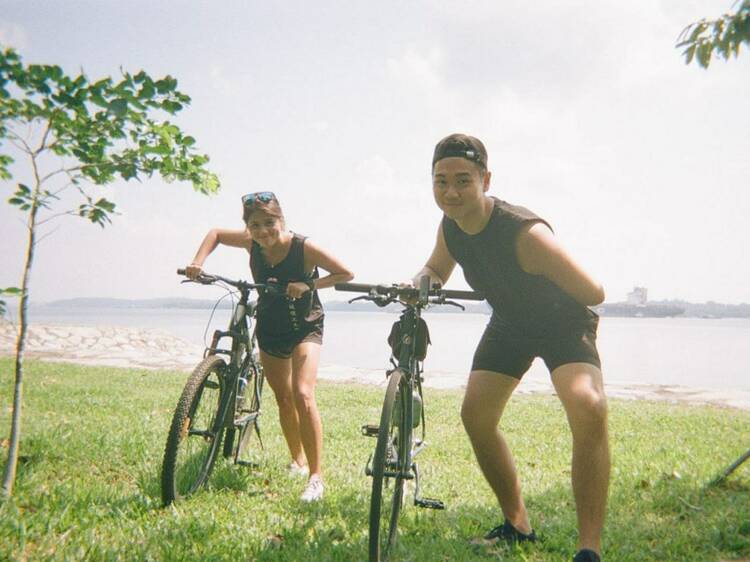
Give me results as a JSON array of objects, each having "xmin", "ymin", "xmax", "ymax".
[{"xmin": 413, "ymin": 133, "xmax": 609, "ymax": 562}]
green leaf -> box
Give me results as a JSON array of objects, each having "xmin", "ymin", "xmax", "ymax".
[
  {"xmin": 107, "ymin": 98, "xmax": 128, "ymax": 118},
  {"xmin": 138, "ymin": 80, "xmax": 155, "ymax": 99},
  {"xmin": 2, "ymin": 287, "xmax": 22, "ymax": 296},
  {"xmin": 685, "ymin": 44, "xmax": 697, "ymax": 65}
]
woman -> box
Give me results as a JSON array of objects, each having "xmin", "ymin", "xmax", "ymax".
[{"xmin": 186, "ymin": 191, "xmax": 353, "ymax": 502}]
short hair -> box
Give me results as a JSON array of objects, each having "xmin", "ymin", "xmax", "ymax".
[{"xmin": 432, "ymin": 133, "xmax": 488, "ymax": 173}]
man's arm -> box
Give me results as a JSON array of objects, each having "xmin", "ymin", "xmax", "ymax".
[
  {"xmin": 413, "ymin": 224, "xmax": 457, "ymax": 287},
  {"xmin": 516, "ymin": 222, "xmax": 605, "ymax": 306}
]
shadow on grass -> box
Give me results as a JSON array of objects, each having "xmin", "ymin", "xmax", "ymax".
[{"xmin": 135, "ymin": 453, "xmax": 273, "ymax": 508}]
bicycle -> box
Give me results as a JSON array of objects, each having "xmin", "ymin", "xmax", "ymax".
[
  {"xmin": 335, "ymin": 276, "xmax": 484, "ymax": 562},
  {"xmin": 160, "ymin": 269, "xmax": 280, "ymax": 506}
]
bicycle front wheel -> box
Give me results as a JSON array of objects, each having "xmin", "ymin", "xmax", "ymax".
[
  {"xmin": 369, "ymin": 369, "xmax": 407, "ymax": 562},
  {"xmin": 161, "ymin": 355, "xmax": 228, "ymax": 505},
  {"xmin": 233, "ymin": 361, "xmax": 264, "ymax": 464}
]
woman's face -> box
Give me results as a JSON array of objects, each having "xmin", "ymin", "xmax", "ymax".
[{"xmin": 247, "ymin": 210, "xmax": 284, "ymax": 247}]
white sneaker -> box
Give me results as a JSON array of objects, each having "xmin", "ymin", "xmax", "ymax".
[
  {"xmin": 288, "ymin": 461, "xmax": 310, "ymax": 478},
  {"xmin": 300, "ymin": 475, "xmax": 324, "ymax": 502}
]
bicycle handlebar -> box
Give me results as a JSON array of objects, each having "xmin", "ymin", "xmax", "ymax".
[
  {"xmin": 334, "ymin": 282, "xmax": 484, "ymax": 301},
  {"xmin": 177, "ymin": 269, "xmax": 279, "ymax": 293}
]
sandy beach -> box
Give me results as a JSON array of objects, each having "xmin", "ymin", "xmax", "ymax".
[{"xmin": 2, "ymin": 321, "xmax": 749, "ymax": 411}]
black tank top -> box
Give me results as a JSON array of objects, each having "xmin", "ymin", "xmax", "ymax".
[
  {"xmin": 442, "ymin": 197, "xmax": 596, "ymax": 336},
  {"xmin": 249, "ymin": 233, "xmax": 324, "ymax": 338}
]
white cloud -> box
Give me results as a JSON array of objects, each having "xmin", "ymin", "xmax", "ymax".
[
  {"xmin": 386, "ymin": 45, "xmax": 443, "ymax": 90},
  {"xmin": 311, "ymin": 120, "xmax": 329, "ymax": 132},
  {"xmin": 0, "ymin": 20, "xmax": 29, "ymax": 50}
]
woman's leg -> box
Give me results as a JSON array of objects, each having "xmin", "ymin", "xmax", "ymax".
[
  {"xmin": 290, "ymin": 341, "xmax": 323, "ymax": 477},
  {"xmin": 260, "ymin": 350, "xmax": 306, "ymax": 467}
]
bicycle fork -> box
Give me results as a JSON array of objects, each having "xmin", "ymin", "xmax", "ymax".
[{"xmin": 361, "ymin": 425, "xmax": 445, "ymax": 510}]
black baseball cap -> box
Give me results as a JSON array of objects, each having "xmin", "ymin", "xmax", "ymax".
[{"xmin": 432, "ymin": 133, "xmax": 488, "ymax": 171}]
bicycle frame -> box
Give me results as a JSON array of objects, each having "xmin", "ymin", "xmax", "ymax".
[
  {"xmin": 205, "ymin": 287, "xmax": 268, "ymax": 466},
  {"xmin": 383, "ymin": 303, "xmax": 426, "ymax": 487}
]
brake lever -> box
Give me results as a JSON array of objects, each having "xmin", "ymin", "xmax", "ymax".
[
  {"xmin": 348, "ymin": 295, "xmax": 371, "ymax": 304},
  {"xmin": 180, "ymin": 276, "xmax": 215, "ymax": 286},
  {"xmin": 429, "ymin": 296, "xmax": 465, "ymax": 310},
  {"xmin": 373, "ymin": 296, "xmax": 394, "ymax": 308},
  {"xmin": 444, "ymin": 299, "xmax": 465, "ymax": 311}
]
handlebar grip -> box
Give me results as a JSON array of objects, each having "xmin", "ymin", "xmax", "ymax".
[
  {"xmin": 335, "ymin": 282, "xmax": 379, "ymax": 293},
  {"xmin": 440, "ymin": 289, "xmax": 485, "ymax": 301},
  {"xmin": 177, "ymin": 268, "xmax": 187, "ymax": 275}
]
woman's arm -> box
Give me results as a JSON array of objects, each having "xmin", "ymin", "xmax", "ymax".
[
  {"xmin": 185, "ymin": 228, "xmax": 252, "ymax": 278},
  {"xmin": 516, "ymin": 222, "xmax": 605, "ymax": 306},
  {"xmin": 286, "ymin": 240, "xmax": 354, "ymax": 298}
]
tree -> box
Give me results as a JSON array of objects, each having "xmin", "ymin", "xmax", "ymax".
[
  {"xmin": 677, "ymin": 0, "xmax": 750, "ymax": 67},
  {"xmin": 0, "ymin": 46, "xmax": 220, "ymax": 496}
]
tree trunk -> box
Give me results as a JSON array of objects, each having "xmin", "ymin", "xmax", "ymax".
[{"xmin": 2, "ymin": 172, "xmax": 41, "ymax": 497}]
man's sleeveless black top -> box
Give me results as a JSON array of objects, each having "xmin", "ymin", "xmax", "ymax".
[
  {"xmin": 249, "ymin": 233, "xmax": 324, "ymax": 340},
  {"xmin": 442, "ymin": 197, "xmax": 596, "ymax": 337}
]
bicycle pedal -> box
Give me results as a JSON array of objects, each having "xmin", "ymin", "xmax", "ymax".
[
  {"xmin": 415, "ymin": 497, "xmax": 445, "ymax": 510},
  {"xmin": 361, "ymin": 424, "xmax": 379, "ymax": 437}
]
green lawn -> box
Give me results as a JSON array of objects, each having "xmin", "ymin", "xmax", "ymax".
[{"xmin": 1, "ymin": 358, "xmax": 749, "ymax": 561}]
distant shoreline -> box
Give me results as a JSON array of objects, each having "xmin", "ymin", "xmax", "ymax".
[
  {"xmin": 21, "ymin": 296, "xmax": 750, "ymax": 318},
  {"xmin": 2, "ymin": 321, "xmax": 749, "ymax": 410}
]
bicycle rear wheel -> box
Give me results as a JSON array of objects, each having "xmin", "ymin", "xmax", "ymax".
[
  {"xmin": 161, "ymin": 355, "xmax": 228, "ymax": 505},
  {"xmin": 369, "ymin": 369, "xmax": 407, "ymax": 562}
]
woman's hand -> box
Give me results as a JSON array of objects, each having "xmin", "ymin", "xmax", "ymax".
[
  {"xmin": 286, "ymin": 281, "xmax": 311, "ymax": 299},
  {"xmin": 186, "ymin": 263, "xmax": 203, "ymax": 280}
]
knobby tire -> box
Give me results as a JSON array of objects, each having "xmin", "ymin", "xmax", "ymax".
[
  {"xmin": 369, "ymin": 369, "xmax": 407, "ymax": 562},
  {"xmin": 161, "ymin": 355, "xmax": 227, "ymax": 505}
]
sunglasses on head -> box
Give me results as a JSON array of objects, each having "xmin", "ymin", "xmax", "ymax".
[{"xmin": 241, "ymin": 191, "xmax": 277, "ymax": 207}]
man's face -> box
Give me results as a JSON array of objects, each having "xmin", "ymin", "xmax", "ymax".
[{"xmin": 432, "ymin": 157, "xmax": 489, "ymax": 220}]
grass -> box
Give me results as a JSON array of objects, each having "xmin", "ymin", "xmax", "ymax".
[{"xmin": 1, "ymin": 357, "xmax": 749, "ymax": 561}]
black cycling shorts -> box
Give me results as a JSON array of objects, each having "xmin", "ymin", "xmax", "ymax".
[
  {"xmin": 257, "ymin": 323, "xmax": 324, "ymax": 360},
  {"xmin": 471, "ymin": 317, "xmax": 601, "ymax": 379}
]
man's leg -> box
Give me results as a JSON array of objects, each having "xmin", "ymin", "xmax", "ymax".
[
  {"xmin": 551, "ymin": 362, "xmax": 609, "ymax": 555},
  {"xmin": 461, "ymin": 370, "xmax": 531, "ymax": 534}
]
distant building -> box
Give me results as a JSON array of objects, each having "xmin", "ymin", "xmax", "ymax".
[
  {"xmin": 597, "ymin": 286, "xmax": 684, "ymax": 317},
  {"xmin": 627, "ymin": 287, "xmax": 648, "ymax": 305}
]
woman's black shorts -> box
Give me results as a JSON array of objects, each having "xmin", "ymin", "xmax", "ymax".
[
  {"xmin": 471, "ymin": 317, "xmax": 601, "ymax": 379},
  {"xmin": 257, "ymin": 323, "xmax": 324, "ymax": 360}
]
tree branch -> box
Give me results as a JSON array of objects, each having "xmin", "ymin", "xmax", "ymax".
[
  {"xmin": 33, "ymin": 224, "xmax": 63, "ymax": 246},
  {"xmin": 5, "ymin": 129, "xmax": 34, "ymax": 154},
  {"xmin": 34, "ymin": 119, "xmax": 53, "ymax": 156},
  {"xmin": 40, "ymin": 166, "xmax": 82, "ymax": 185},
  {"xmin": 35, "ymin": 210, "xmax": 78, "ymax": 227}
]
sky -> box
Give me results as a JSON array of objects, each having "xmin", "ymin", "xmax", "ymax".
[{"xmin": 1, "ymin": 1, "xmax": 749, "ymax": 304}]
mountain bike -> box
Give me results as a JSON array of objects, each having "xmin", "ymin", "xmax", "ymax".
[
  {"xmin": 335, "ymin": 277, "xmax": 484, "ymax": 562},
  {"xmin": 161, "ymin": 269, "xmax": 279, "ymax": 506}
]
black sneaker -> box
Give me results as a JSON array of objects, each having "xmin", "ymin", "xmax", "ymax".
[
  {"xmin": 573, "ymin": 549, "xmax": 601, "ymax": 562},
  {"xmin": 484, "ymin": 518, "xmax": 537, "ymax": 545}
]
